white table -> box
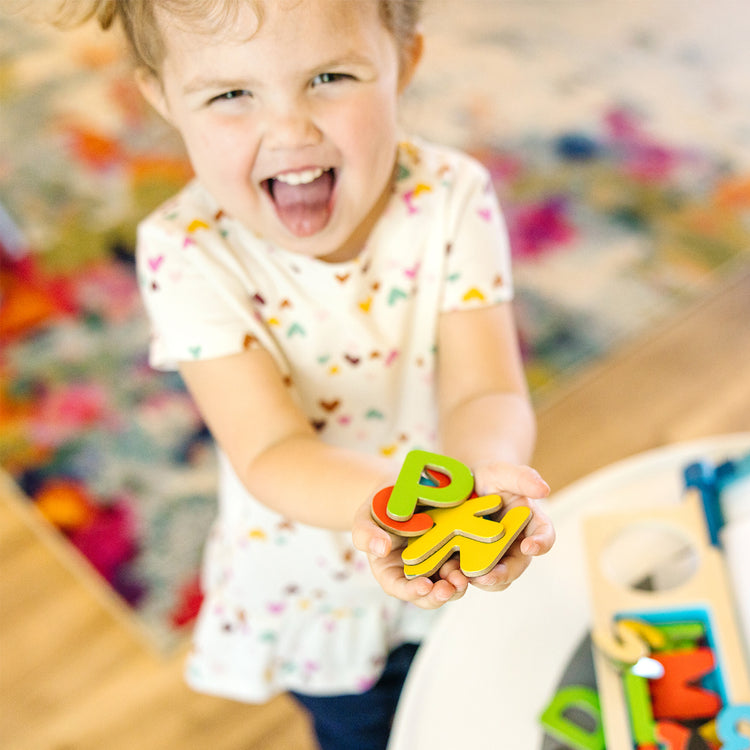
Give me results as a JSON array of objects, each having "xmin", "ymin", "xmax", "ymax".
[{"xmin": 389, "ymin": 434, "xmax": 750, "ymax": 750}]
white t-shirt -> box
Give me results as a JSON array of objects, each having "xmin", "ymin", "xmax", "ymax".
[{"xmin": 136, "ymin": 138, "xmax": 513, "ymax": 702}]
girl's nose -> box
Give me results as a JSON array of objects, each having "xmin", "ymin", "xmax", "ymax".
[{"xmin": 264, "ymin": 104, "xmax": 322, "ymax": 151}]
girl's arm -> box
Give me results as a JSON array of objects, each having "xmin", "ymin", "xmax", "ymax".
[
  {"xmin": 181, "ymin": 343, "xmax": 473, "ymax": 608},
  {"xmin": 437, "ymin": 301, "xmax": 535, "ymax": 469},
  {"xmin": 353, "ymin": 301, "xmax": 555, "ymax": 600},
  {"xmin": 179, "ymin": 348, "xmax": 397, "ymax": 531},
  {"xmin": 436, "ymin": 302, "xmax": 554, "ymax": 590}
]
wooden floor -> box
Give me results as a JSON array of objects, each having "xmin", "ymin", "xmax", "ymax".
[{"xmin": 2, "ymin": 266, "xmax": 749, "ymax": 750}]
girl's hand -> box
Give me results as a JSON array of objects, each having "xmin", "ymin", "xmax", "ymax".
[
  {"xmin": 351, "ymin": 462, "xmax": 554, "ymax": 602},
  {"xmin": 352, "ymin": 497, "xmax": 469, "ymax": 609},
  {"xmin": 466, "ymin": 462, "xmax": 554, "ymax": 592}
]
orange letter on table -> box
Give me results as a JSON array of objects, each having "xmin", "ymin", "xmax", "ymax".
[
  {"xmin": 656, "ymin": 721, "xmax": 692, "ymax": 750},
  {"xmin": 650, "ymin": 648, "xmax": 721, "ymax": 721}
]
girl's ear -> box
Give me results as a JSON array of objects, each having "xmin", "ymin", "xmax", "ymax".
[
  {"xmin": 135, "ymin": 67, "xmax": 172, "ymax": 123},
  {"xmin": 398, "ymin": 30, "xmax": 424, "ymax": 94}
]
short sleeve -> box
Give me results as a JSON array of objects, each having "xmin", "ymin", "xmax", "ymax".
[
  {"xmin": 136, "ymin": 217, "xmax": 264, "ymax": 371},
  {"xmin": 440, "ymin": 158, "xmax": 514, "ymax": 313}
]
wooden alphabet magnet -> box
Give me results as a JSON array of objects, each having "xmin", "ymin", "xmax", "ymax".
[
  {"xmin": 582, "ymin": 488, "xmax": 750, "ymax": 749},
  {"xmin": 371, "ymin": 450, "xmax": 531, "ymax": 579}
]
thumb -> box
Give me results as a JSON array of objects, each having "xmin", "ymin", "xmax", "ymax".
[{"xmin": 352, "ymin": 498, "xmax": 393, "ymax": 558}]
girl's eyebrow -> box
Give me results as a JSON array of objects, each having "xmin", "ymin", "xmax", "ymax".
[{"xmin": 314, "ymin": 51, "xmax": 375, "ymax": 70}]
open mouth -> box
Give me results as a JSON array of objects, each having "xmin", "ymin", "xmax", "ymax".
[{"xmin": 263, "ymin": 167, "xmax": 336, "ymax": 238}]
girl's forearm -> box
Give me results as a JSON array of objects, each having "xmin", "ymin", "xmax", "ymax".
[
  {"xmin": 438, "ymin": 390, "xmax": 537, "ymax": 472},
  {"xmin": 236, "ymin": 391, "xmax": 535, "ymax": 530},
  {"xmin": 240, "ymin": 435, "xmax": 398, "ymax": 531}
]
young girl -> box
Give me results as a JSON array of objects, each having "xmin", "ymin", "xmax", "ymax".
[{"xmin": 52, "ymin": 1, "xmax": 555, "ymax": 747}]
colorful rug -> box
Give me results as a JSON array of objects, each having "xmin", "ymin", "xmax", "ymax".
[{"xmin": 2, "ymin": 3, "xmax": 749, "ymax": 651}]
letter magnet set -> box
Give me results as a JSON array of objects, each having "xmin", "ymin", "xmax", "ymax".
[{"xmin": 578, "ymin": 453, "xmax": 750, "ymax": 749}]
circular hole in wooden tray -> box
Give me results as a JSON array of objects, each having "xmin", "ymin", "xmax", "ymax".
[{"xmin": 599, "ymin": 521, "xmax": 699, "ymax": 593}]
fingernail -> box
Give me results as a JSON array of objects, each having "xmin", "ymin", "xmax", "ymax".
[
  {"xmin": 536, "ymin": 474, "xmax": 551, "ymax": 492},
  {"xmin": 416, "ymin": 580, "xmax": 432, "ymax": 596},
  {"xmin": 369, "ymin": 538, "xmax": 387, "ymax": 557}
]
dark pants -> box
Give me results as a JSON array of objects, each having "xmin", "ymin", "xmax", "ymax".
[{"xmin": 290, "ymin": 643, "xmax": 419, "ymax": 750}]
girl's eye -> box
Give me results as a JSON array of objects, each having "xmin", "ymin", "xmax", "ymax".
[
  {"xmin": 311, "ymin": 72, "xmax": 353, "ymax": 87},
  {"xmin": 209, "ymin": 89, "xmax": 252, "ymax": 105}
]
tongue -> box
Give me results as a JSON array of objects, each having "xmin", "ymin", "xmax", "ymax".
[{"xmin": 271, "ymin": 170, "xmax": 334, "ymax": 237}]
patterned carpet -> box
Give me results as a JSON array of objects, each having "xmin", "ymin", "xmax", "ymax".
[{"xmin": 1, "ymin": 1, "xmax": 749, "ymax": 650}]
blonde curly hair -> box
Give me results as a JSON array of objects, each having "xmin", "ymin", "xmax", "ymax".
[{"xmin": 47, "ymin": 0, "xmax": 423, "ymax": 75}]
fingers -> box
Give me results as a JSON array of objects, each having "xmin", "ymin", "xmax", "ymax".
[
  {"xmin": 353, "ymin": 464, "xmax": 556, "ymax": 605},
  {"xmin": 518, "ymin": 466, "xmax": 551, "ymax": 499},
  {"xmin": 516, "ymin": 499, "xmax": 556, "ymax": 556},
  {"xmin": 474, "ymin": 462, "xmax": 550, "ymax": 500},
  {"xmin": 520, "ymin": 523, "xmax": 555, "ymax": 556},
  {"xmin": 469, "ymin": 546, "xmax": 533, "ymax": 591},
  {"xmin": 351, "ymin": 495, "xmax": 395, "ymax": 558},
  {"xmin": 353, "ymin": 494, "xmax": 468, "ymax": 609},
  {"xmin": 469, "ymin": 504, "xmax": 555, "ymax": 591},
  {"xmin": 371, "ymin": 550, "xmax": 466, "ymax": 609},
  {"xmin": 437, "ymin": 556, "xmax": 470, "ymax": 595}
]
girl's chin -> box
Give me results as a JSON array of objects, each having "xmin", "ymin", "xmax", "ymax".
[{"xmin": 279, "ymin": 225, "xmax": 364, "ymax": 263}]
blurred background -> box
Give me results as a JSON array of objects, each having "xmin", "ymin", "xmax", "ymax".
[{"xmin": 1, "ymin": 1, "xmax": 748, "ymax": 748}]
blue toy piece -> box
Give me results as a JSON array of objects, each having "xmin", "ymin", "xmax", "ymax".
[
  {"xmin": 716, "ymin": 453, "xmax": 750, "ymax": 491},
  {"xmin": 683, "ymin": 452, "xmax": 750, "ymax": 548},
  {"xmin": 684, "ymin": 451, "xmax": 750, "ymax": 547},
  {"xmin": 684, "ymin": 460, "xmax": 725, "ymax": 547}
]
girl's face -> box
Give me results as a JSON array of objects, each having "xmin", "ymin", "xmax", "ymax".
[{"xmin": 140, "ymin": 0, "xmax": 421, "ymax": 262}]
